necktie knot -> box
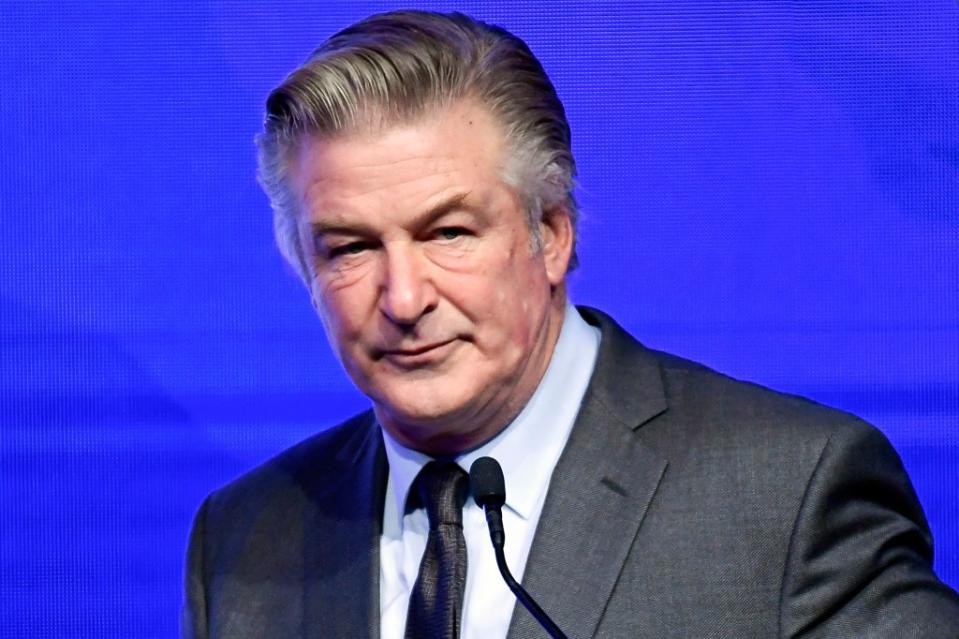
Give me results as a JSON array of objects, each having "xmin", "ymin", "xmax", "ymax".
[{"xmin": 412, "ymin": 461, "xmax": 469, "ymax": 529}]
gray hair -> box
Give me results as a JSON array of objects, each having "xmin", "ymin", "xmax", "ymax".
[{"xmin": 256, "ymin": 10, "xmax": 579, "ymax": 283}]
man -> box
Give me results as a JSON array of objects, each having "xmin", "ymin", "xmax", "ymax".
[{"xmin": 183, "ymin": 10, "xmax": 959, "ymax": 638}]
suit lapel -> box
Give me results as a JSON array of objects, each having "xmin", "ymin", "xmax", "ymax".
[
  {"xmin": 507, "ymin": 308, "xmax": 670, "ymax": 639},
  {"xmin": 300, "ymin": 412, "xmax": 387, "ymax": 639}
]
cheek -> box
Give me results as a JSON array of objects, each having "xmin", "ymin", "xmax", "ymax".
[
  {"xmin": 482, "ymin": 267, "xmax": 549, "ymax": 339},
  {"xmin": 312, "ymin": 278, "xmax": 370, "ymax": 345},
  {"xmin": 492, "ymin": 255, "xmax": 548, "ymax": 301}
]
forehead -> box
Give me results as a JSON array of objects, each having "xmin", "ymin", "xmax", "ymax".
[{"xmin": 289, "ymin": 100, "xmax": 508, "ymax": 204}]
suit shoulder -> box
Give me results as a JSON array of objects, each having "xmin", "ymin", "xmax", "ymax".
[
  {"xmin": 647, "ymin": 347, "xmax": 881, "ymax": 445},
  {"xmin": 203, "ymin": 409, "xmax": 376, "ymax": 517},
  {"xmin": 580, "ymin": 306, "xmax": 881, "ymax": 448}
]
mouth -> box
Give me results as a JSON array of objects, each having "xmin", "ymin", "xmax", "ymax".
[{"xmin": 378, "ymin": 339, "xmax": 456, "ymax": 365}]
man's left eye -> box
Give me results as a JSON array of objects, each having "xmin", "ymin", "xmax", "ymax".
[{"xmin": 436, "ymin": 227, "xmax": 466, "ymax": 241}]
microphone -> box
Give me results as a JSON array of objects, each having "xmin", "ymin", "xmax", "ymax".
[{"xmin": 469, "ymin": 456, "xmax": 569, "ymax": 639}]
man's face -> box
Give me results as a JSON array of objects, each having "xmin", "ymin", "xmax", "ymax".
[{"xmin": 289, "ymin": 100, "xmax": 572, "ymax": 455}]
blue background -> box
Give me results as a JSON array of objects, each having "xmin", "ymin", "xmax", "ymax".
[{"xmin": 1, "ymin": 1, "xmax": 957, "ymax": 636}]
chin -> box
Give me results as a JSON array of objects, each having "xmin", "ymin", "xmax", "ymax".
[
  {"xmin": 374, "ymin": 403, "xmax": 471, "ymax": 455},
  {"xmin": 374, "ymin": 383, "xmax": 476, "ymax": 428},
  {"xmin": 379, "ymin": 397, "xmax": 465, "ymax": 426}
]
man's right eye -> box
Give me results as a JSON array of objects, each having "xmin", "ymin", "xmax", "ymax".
[{"xmin": 327, "ymin": 242, "xmax": 369, "ymax": 259}]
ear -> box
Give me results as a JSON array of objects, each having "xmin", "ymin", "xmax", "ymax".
[{"xmin": 538, "ymin": 205, "xmax": 574, "ymax": 286}]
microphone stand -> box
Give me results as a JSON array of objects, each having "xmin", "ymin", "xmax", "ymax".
[{"xmin": 471, "ymin": 457, "xmax": 570, "ymax": 639}]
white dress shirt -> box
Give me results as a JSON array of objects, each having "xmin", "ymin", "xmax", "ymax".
[{"xmin": 379, "ymin": 304, "xmax": 601, "ymax": 639}]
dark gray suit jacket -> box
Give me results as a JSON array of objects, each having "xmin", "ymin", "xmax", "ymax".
[{"xmin": 183, "ymin": 308, "xmax": 959, "ymax": 638}]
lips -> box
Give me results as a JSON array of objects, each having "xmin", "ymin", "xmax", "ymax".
[{"xmin": 378, "ymin": 339, "xmax": 456, "ymax": 364}]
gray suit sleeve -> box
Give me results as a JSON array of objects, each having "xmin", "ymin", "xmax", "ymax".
[
  {"xmin": 779, "ymin": 422, "xmax": 959, "ymax": 638},
  {"xmin": 181, "ymin": 496, "xmax": 210, "ymax": 639}
]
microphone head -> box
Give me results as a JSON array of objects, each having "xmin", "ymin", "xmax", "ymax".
[{"xmin": 469, "ymin": 456, "xmax": 506, "ymax": 509}]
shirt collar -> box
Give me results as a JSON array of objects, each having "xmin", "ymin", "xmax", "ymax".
[{"xmin": 382, "ymin": 303, "xmax": 601, "ymax": 527}]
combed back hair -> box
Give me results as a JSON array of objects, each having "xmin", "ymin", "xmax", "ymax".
[{"xmin": 256, "ymin": 10, "xmax": 579, "ymax": 283}]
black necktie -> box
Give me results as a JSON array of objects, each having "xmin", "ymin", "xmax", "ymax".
[{"xmin": 405, "ymin": 461, "xmax": 469, "ymax": 639}]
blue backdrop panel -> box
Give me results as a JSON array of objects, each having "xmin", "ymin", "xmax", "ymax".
[{"xmin": 1, "ymin": 2, "xmax": 956, "ymax": 637}]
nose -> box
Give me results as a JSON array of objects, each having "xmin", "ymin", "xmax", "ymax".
[{"xmin": 378, "ymin": 243, "xmax": 437, "ymax": 326}]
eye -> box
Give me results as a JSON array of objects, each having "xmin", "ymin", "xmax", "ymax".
[
  {"xmin": 435, "ymin": 227, "xmax": 468, "ymax": 241},
  {"xmin": 327, "ymin": 241, "xmax": 370, "ymax": 259}
]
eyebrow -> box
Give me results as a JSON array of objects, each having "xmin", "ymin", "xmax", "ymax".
[{"xmin": 309, "ymin": 191, "xmax": 473, "ymax": 239}]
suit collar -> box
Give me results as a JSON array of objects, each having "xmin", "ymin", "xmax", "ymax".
[
  {"xmin": 577, "ymin": 306, "xmax": 669, "ymax": 430},
  {"xmin": 507, "ymin": 306, "xmax": 670, "ymax": 639}
]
